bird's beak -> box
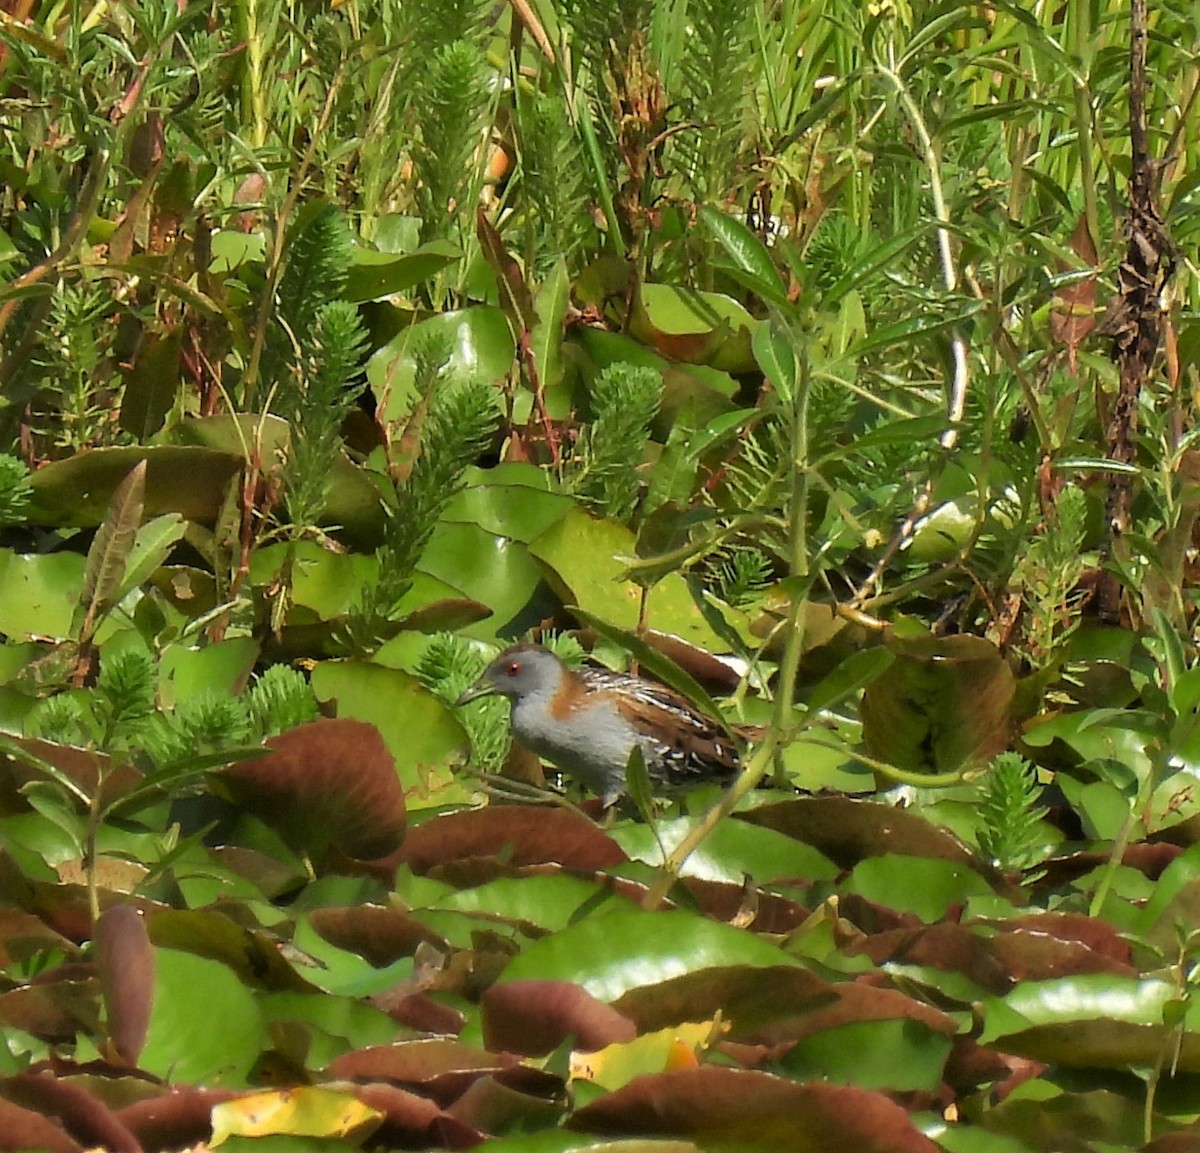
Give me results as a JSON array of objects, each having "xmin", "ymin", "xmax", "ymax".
[{"xmin": 455, "ymin": 678, "xmax": 497, "ymax": 706}]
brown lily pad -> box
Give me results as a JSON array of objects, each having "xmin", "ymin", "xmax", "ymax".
[
  {"xmin": 399, "ymin": 805, "xmax": 627, "ymax": 873},
  {"xmin": 217, "ymin": 718, "xmax": 406, "ymax": 865},
  {"xmin": 568, "ymin": 1066, "xmax": 939, "ymax": 1151}
]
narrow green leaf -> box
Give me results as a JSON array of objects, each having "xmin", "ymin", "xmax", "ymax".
[
  {"xmin": 476, "ymin": 207, "xmax": 535, "ymax": 336},
  {"xmin": 752, "ymin": 319, "xmax": 798, "ymax": 404},
  {"xmin": 806, "ymin": 647, "xmax": 895, "ymax": 715},
  {"xmin": 823, "ymin": 223, "xmax": 930, "ymax": 306},
  {"xmin": 1051, "ymin": 457, "xmax": 1142, "ymax": 476},
  {"xmin": 1153, "ymin": 607, "xmax": 1188, "ymax": 701},
  {"xmin": 116, "ymin": 513, "xmax": 187, "ymax": 604},
  {"xmin": 846, "ymin": 305, "xmax": 981, "ymax": 357},
  {"xmin": 625, "ymin": 744, "xmax": 657, "ymax": 827},
  {"xmin": 836, "ymin": 414, "xmax": 951, "ymax": 455},
  {"xmin": 531, "ymin": 257, "xmax": 570, "ymax": 390},
  {"xmin": 698, "ymin": 205, "xmax": 789, "ymax": 310}
]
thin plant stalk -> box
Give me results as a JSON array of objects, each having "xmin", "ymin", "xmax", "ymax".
[{"xmin": 645, "ymin": 330, "xmax": 813, "ymax": 907}]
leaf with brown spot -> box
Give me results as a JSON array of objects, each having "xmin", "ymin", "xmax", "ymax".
[
  {"xmin": 398, "ymin": 805, "xmax": 627, "ymax": 873},
  {"xmin": 217, "ymin": 718, "xmax": 405, "ymax": 865},
  {"xmin": 568, "ymin": 1067, "xmax": 940, "ymax": 1152}
]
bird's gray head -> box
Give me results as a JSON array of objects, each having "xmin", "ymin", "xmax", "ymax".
[{"xmin": 455, "ymin": 644, "xmax": 563, "ymax": 705}]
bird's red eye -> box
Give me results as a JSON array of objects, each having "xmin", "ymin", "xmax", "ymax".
[{"xmin": 505, "ymin": 662, "xmax": 521, "ymax": 677}]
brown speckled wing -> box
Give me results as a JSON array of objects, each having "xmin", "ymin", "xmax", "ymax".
[{"xmin": 577, "ymin": 667, "xmax": 742, "ymax": 785}]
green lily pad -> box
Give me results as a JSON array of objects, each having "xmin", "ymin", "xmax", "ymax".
[
  {"xmin": 629, "ymin": 285, "xmax": 759, "ymax": 372},
  {"xmin": 171, "ymin": 415, "xmax": 388, "ymax": 547},
  {"xmin": 138, "ymin": 946, "xmax": 266, "ymax": 1086},
  {"xmin": 417, "ymin": 520, "xmax": 551, "ymax": 641},
  {"xmin": 27, "ymin": 445, "xmax": 243, "ymax": 527},
  {"xmin": 0, "ymin": 550, "xmax": 85, "ymax": 640},
  {"xmin": 367, "ymin": 307, "xmax": 515, "ymax": 422},
  {"xmin": 497, "ymin": 907, "xmax": 801, "ymax": 1002},
  {"xmin": 528, "ymin": 508, "xmax": 726, "ymax": 649}
]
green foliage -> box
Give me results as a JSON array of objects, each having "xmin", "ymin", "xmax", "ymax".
[
  {"xmin": 23, "ymin": 650, "xmax": 156, "ymax": 749},
  {"xmin": 1015, "ymin": 484, "xmax": 1089, "ymax": 667},
  {"xmin": 24, "ymin": 280, "xmax": 121, "ymax": 452},
  {"xmin": 417, "ymin": 633, "xmax": 510, "ymax": 774},
  {"xmin": 348, "ymin": 367, "xmax": 501, "ymax": 646},
  {"xmin": 975, "ymin": 752, "xmax": 1050, "ymax": 877},
  {"xmin": 95, "ymin": 648, "xmax": 157, "ymax": 738},
  {"xmin": 541, "ymin": 632, "xmax": 587, "ymax": 667},
  {"xmin": 245, "ymin": 664, "xmax": 321, "ymax": 738},
  {"xmin": 515, "ymin": 89, "xmax": 593, "ymax": 272},
  {"xmin": 569, "ymin": 363, "xmax": 663, "ymax": 520},
  {"xmin": 675, "ymin": 0, "xmax": 754, "ymax": 199},
  {"xmin": 411, "ymin": 41, "xmax": 492, "ymax": 244},
  {"xmin": 23, "ymin": 692, "xmax": 89, "ymax": 747},
  {"xmin": 143, "ymin": 692, "xmax": 252, "ymax": 766},
  {"xmin": 0, "ymin": 454, "xmax": 32, "ymax": 525},
  {"xmin": 708, "ymin": 546, "xmax": 773, "ymax": 608},
  {"xmin": 280, "ymin": 301, "xmax": 369, "ymax": 534},
  {"xmin": 1, "ymin": 1, "xmax": 1200, "ymax": 1143}
]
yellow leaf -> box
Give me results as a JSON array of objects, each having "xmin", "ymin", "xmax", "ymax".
[
  {"xmin": 569, "ymin": 1018, "xmax": 725, "ymax": 1091},
  {"xmin": 210, "ymin": 1087, "xmax": 383, "ymax": 1146}
]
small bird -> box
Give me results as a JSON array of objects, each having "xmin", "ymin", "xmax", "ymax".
[{"xmin": 455, "ymin": 643, "xmax": 744, "ymax": 808}]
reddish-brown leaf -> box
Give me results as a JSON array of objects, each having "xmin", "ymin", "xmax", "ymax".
[
  {"xmin": 0, "ymin": 978, "xmax": 101, "ymax": 1042},
  {"xmin": 309, "ymin": 905, "xmax": 449, "ymax": 967},
  {"xmin": 327, "ymin": 1039, "xmax": 514, "ymax": 1086},
  {"xmin": 681, "ymin": 878, "xmax": 810, "ymax": 933},
  {"xmin": 96, "ymin": 904, "xmax": 154, "ymax": 1066},
  {"xmin": 0, "ymin": 910, "xmax": 76, "ymax": 967},
  {"xmin": 0, "ymin": 1074, "xmax": 141, "ymax": 1153},
  {"xmin": 218, "ymin": 718, "xmax": 406, "ymax": 864},
  {"xmin": 117, "ymin": 1087, "xmax": 237, "ymax": 1149},
  {"xmin": 0, "ymin": 1095, "xmax": 84, "ymax": 1153},
  {"xmin": 482, "ymin": 979, "xmax": 637, "ymax": 1056},
  {"xmin": 738, "ymin": 797, "xmax": 985, "ymax": 872},
  {"xmin": 1050, "ymin": 214, "xmax": 1099, "ymax": 370},
  {"xmin": 568, "ymin": 1067, "xmax": 940, "ymax": 1151},
  {"xmin": 614, "ymin": 965, "xmax": 836, "ymax": 1038},
  {"xmin": 399, "ymin": 806, "xmax": 626, "ymax": 873}
]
